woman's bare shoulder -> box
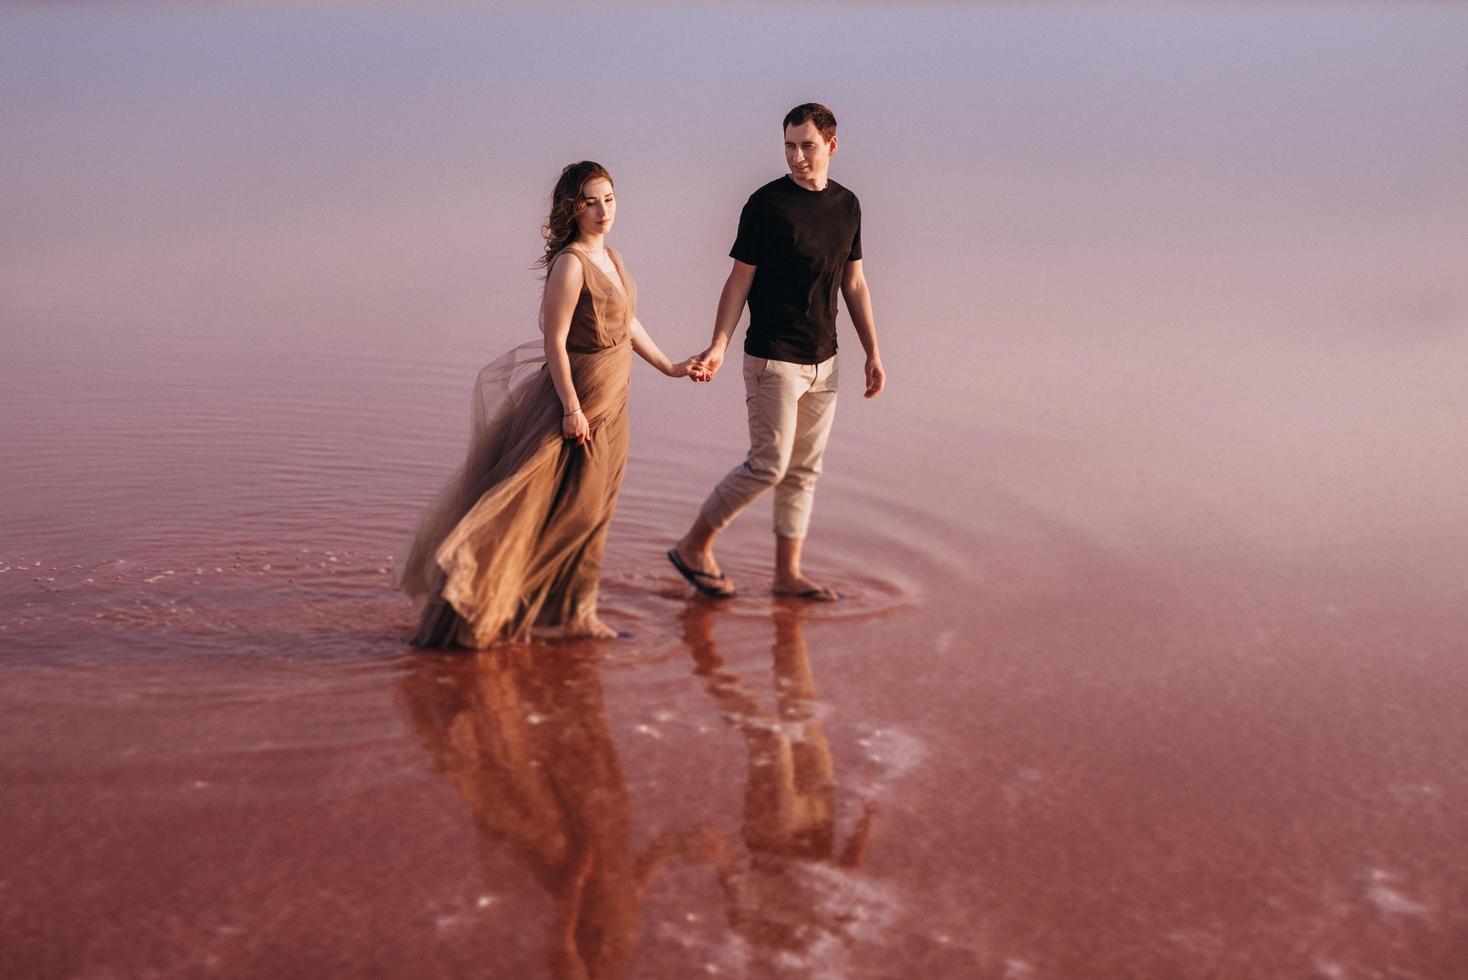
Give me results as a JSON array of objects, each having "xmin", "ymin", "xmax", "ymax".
[{"xmin": 546, "ymin": 248, "xmax": 586, "ymax": 288}]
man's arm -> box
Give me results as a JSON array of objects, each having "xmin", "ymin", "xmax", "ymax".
[
  {"xmin": 841, "ymin": 259, "xmax": 885, "ymax": 398},
  {"xmin": 692, "ymin": 260, "xmax": 756, "ymax": 382}
]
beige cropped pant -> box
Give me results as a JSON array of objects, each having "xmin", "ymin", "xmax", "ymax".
[{"xmin": 699, "ymin": 354, "xmax": 838, "ymax": 539}]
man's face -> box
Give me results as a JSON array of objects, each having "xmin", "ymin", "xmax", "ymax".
[{"xmin": 784, "ymin": 121, "xmax": 836, "ymax": 182}]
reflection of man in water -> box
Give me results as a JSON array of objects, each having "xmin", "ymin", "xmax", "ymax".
[
  {"xmin": 397, "ymin": 644, "xmax": 714, "ymax": 980},
  {"xmin": 681, "ymin": 604, "xmax": 883, "ymax": 972}
]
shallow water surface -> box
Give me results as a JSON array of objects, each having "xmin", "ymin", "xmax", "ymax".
[{"xmin": 3, "ymin": 3, "xmax": 1467, "ymax": 978}]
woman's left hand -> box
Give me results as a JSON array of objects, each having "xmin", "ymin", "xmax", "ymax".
[{"xmin": 674, "ymin": 357, "xmax": 713, "ymax": 382}]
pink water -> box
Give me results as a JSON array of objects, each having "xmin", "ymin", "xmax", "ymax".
[{"xmin": 3, "ymin": 4, "xmax": 1467, "ymax": 977}]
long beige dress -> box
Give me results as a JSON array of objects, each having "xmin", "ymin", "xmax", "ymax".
[{"xmin": 399, "ymin": 245, "xmax": 636, "ymax": 647}]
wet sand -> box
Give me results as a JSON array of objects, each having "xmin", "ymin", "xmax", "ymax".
[{"xmin": 4, "ymin": 3, "xmax": 1467, "ymax": 977}]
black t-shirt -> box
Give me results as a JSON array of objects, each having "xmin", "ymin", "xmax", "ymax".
[{"xmin": 730, "ymin": 175, "xmax": 862, "ymax": 363}]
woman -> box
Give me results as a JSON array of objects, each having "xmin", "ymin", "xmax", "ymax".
[{"xmin": 399, "ymin": 161, "xmax": 701, "ymax": 646}]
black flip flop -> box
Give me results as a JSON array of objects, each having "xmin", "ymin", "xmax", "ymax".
[
  {"xmin": 774, "ymin": 586, "xmax": 840, "ymax": 603},
  {"xmin": 666, "ymin": 548, "xmax": 736, "ymax": 598}
]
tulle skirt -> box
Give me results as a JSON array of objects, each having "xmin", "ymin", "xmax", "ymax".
[{"xmin": 397, "ymin": 339, "xmax": 632, "ymax": 647}]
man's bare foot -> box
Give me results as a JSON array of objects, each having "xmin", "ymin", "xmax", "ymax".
[
  {"xmin": 773, "ymin": 535, "xmax": 835, "ymax": 600},
  {"xmin": 772, "ymin": 574, "xmax": 838, "ymax": 602},
  {"xmin": 674, "ymin": 539, "xmax": 724, "ymax": 578},
  {"xmin": 668, "ymin": 544, "xmax": 736, "ymax": 597},
  {"xmin": 673, "ymin": 517, "xmax": 735, "ymax": 595}
]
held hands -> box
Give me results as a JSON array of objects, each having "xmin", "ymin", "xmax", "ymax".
[
  {"xmin": 685, "ymin": 343, "xmax": 726, "ymax": 383},
  {"xmin": 667, "ymin": 357, "xmax": 713, "ymax": 381},
  {"xmin": 680, "ymin": 346, "xmax": 882, "ymax": 392},
  {"xmin": 562, "ymin": 408, "xmax": 590, "ymax": 445}
]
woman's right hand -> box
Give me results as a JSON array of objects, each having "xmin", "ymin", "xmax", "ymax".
[{"xmin": 563, "ymin": 408, "xmax": 589, "ymax": 445}]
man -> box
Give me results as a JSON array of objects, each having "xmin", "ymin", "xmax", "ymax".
[{"xmin": 667, "ymin": 102, "xmax": 885, "ymax": 601}]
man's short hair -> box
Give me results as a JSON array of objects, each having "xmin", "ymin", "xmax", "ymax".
[{"xmin": 782, "ymin": 103, "xmax": 837, "ymax": 141}]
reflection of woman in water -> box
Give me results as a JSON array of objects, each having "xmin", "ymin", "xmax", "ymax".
[
  {"xmin": 398, "ymin": 643, "xmax": 715, "ymax": 979},
  {"xmin": 398, "ymin": 161, "xmax": 703, "ymax": 647},
  {"xmin": 680, "ymin": 604, "xmax": 884, "ymax": 973}
]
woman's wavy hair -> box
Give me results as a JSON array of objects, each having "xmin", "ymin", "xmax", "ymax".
[{"xmin": 536, "ymin": 161, "xmax": 613, "ymax": 277}]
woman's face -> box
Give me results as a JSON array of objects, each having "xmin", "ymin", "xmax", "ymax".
[{"xmin": 575, "ymin": 177, "xmax": 615, "ymax": 240}]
